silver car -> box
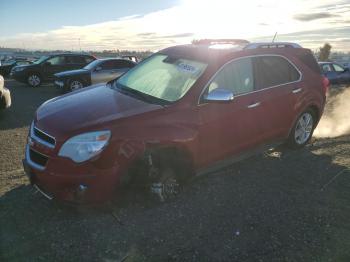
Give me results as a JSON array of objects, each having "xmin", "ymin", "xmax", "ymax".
[{"xmin": 54, "ymin": 58, "xmax": 136, "ymax": 92}]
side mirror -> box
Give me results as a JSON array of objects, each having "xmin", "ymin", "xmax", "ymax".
[
  {"xmin": 203, "ymin": 88, "xmax": 234, "ymax": 102},
  {"xmin": 95, "ymin": 66, "xmax": 102, "ymax": 72},
  {"xmin": 344, "ymin": 67, "xmax": 349, "ymax": 72},
  {"xmin": 44, "ymin": 61, "xmax": 51, "ymax": 66}
]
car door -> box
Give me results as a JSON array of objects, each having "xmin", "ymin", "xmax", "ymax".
[
  {"xmin": 252, "ymin": 55, "xmax": 302, "ymax": 141},
  {"xmin": 197, "ymin": 57, "xmax": 267, "ymax": 166},
  {"xmin": 332, "ymin": 63, "xmax": 350, "ymax": 84},
  {"xmin": 321, "ymin": 63, "xmax": 337, "ymax": 84},
  {"xmin": 91, "ymin": 60, "xmax": 126, "ymax": 84},
  {"xmin": 43, "ymin": 56, "xmax": 68, "ymax": 80}
]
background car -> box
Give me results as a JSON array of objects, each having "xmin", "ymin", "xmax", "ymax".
[
  {"xmin": 319, "ymin": 62, "xmax": 350, "ymax": 85},
  {"xmin": 0, "ymin": 75, "xmax": 11, "ymax": 110},
  {"xmin": 0, "ymin": 58, "xmax": 33, "ymax": 77},
  {"xmin": 10, "ymin": 53, "xmax": 96, "ymax": 87},
  {"xmin": 54, "ymin": 58, "xmax": 136, "ymax": 92}
]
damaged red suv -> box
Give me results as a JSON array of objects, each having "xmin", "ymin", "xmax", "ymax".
[{"xmin": 23, "ymin": 40, "xmax": 328, "ymax": 203}]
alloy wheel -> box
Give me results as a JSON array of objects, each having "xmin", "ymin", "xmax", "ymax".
[
  {"xmin": 28, "ymin": 75, "xmax": 41, "ymax": 87},
  {"xmin": 294, "ymin": 112, "xmax": 314, "ymax": 145},
  {"xmin": 70, "ymin": 80, "xmax": 83, "ymax": 91}
]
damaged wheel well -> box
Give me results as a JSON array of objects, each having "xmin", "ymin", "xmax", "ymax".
[{"xmin": 121, "ymin": 145, "xmax": 195, "ymax": 187}]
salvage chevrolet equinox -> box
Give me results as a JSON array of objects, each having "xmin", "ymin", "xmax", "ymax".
[{"xmin": 23, "ymin": 40, "xmax": 329, "ymax": 203}]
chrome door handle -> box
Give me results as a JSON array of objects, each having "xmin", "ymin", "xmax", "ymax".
[
  {"xmin": 292, "ymin": 88, "xmax": 302, "ymax": 94},
  {"xmin": 247, "ymin": 102, "xmax": 261, "ymax": 109}
]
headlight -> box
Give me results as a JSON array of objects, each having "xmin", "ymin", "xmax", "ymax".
[
  {"xmin": 13, "ymin": 67, "xmax": 25, "ymax": 72},
  {"xmin": 58, "ymin": 131, "xmax": 111, "ymax": 163}
]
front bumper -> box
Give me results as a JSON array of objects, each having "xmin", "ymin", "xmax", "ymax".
[
  {"xmin": 23, "ymin": 144, "xmax": 121, "ymax": 203},
  {"xmin": 10, "ymin": 71, "xmax": 27, "ymax": 83},
  {"xmin": 54, "ymin": 79, "xmax": 65, "ymax": 89}
]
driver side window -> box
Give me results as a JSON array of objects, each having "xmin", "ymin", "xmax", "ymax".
[{"xmin": 208, "ymin": 57, "xmax": 254, "ymax": 95}]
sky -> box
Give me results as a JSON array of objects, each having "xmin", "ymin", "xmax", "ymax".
[{"xmin": 0, "ymin": 0, "xmax": 350, "ymax": 52}]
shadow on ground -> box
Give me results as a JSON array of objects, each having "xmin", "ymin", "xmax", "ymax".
[{"xmin": 1, "ymin": 138, "xmax": 350, "ymax": 261}]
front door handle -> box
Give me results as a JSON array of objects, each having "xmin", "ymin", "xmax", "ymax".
[
  {"xmin": 247, "ymin": 102, "xmax": 261, "ymax": 109},
  {"xmin": 292, "ymin": 88, "xmax": 302, "ymax": 94}
]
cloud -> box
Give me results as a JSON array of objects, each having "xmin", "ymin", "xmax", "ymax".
[
  {"xmin": 1, "ymin": 0, "xmax": 350, "ymax": 52},
  {"xmin": 293, "ymin": 12, "xmax": 339, "ymax": 21}
]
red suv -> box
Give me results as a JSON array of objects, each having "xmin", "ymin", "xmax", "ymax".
[{"xmin": 23, "ymin": 40, "xmax": 328, "ymax": 203}]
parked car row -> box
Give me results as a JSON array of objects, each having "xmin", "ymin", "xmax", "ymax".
[
  {"xmin": 54, "ymin": 58, "xmax": 136, "ymax": 92},
  {"xmin": 22, "ymin": 40, "xmax": 328, "ymax": 203},
  {"xmin": 7, "ymin": 53, "xmax": 138, "ymax": 92}
]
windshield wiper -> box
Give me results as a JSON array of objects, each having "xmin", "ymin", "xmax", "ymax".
[{"xmin": 112, "ymin": 82, "xmax": 169, "ymax": 106}]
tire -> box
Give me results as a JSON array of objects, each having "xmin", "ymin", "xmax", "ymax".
[
  {"xmin": 27, "ymin": 73, "xmax": 41, "ymax": 87},
  {"xmin": 287, "ymin": 109, "xmax": 316, "ymax": 149},
  {"xmin": 68, "ymin": 79, "xmax": 84, "ymax": 92}
]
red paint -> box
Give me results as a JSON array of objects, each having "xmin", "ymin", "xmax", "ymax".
[{"xmin": 23, "ymin": 44, "xmax": 326, "ymax": 203}]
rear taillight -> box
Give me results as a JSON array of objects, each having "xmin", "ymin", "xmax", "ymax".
[{"xmin": 322, "ymin": 76, "xmax": 330, "ymax": 95}]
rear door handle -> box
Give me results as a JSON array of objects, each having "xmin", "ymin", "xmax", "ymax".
[
  {"xmin": 292, "ymin": 88, "xmax": 302, "ymax": 94},
  {"xmin": 247, "ymin": 102, "xmax": 261, "ymax": 109}
]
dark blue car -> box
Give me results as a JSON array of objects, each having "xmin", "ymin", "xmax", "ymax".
[{"xmin": 319, "ymin": 62, "xmax": 350, "ymax": 85}]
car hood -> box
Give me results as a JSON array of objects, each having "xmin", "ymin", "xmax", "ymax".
[
  {"xmin": 35, "ymin": 84, "xmax": 163, "ymax": 139},
  {"xmin": 55, "ymin": 69, "xmax": 89, "ymax": 78}
]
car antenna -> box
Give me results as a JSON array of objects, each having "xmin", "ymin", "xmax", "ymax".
[{"xmin": 272, "ymin": 32, "xmax": 278, "ymax": 43}]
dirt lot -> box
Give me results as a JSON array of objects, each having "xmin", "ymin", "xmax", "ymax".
[{"xmin": 1, "ymin": 80, "xmax": 350, "ymax": 262}]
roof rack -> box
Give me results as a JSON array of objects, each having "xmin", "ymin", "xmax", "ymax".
[
  {"xmin": 193, "ymin": 39, "xmax": 250, "ymax": 46},
  {"xmin": 244, "ymin": 42, "xmax": 302, "ymax": 49}
]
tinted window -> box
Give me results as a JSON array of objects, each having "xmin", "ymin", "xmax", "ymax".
[
  {"xmin": 113, "ymin": 60, "xmax": 135, "ymax": 68},
  {"xmin": 66, "ymin": 56, "xmax": 86, "ymax": 64},
  {"xmin": 254, "ymin": 56, "xmax": 300, "ymax": 90},
  {"xmin": 208, "ymin": 57, "xmax": 254, "ymax": 95},
  {"xmin": 100, "ymin": 60, "xmax": 115, "ymax": 70},
  {"xmin": 46, "ymin": 56, "xmax": 66, "ymax": 65}
]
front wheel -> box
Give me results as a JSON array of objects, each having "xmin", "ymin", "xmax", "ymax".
[
  {"xmin": 68, "ymin": 79, "xmax": 84, "ymax": 92},
  {"xmin": 27, "ymin": 73, "xmax": 41, "ymax": 87},
  {"xmin": 287, "ymin": 109, "xmax": 316, "ymax": 149}
]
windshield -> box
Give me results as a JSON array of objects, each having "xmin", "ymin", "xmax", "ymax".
[
  {"xmin": 84, "ymin": 59, "xmax": 100, "ymax": 70},
  {"xmin": 33, "ymin": 56, "xmax": 48, "ymax": 64},
  {"xmin": 115, "ymin": 54, "xmax": 207, "ymax": 103}
]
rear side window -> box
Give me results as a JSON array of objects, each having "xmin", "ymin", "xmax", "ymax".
[
  {"xmin": 208, "ymin": 57, "xmax": 254, "ymax": 95},
  {"xmin": 100, "ymin": 60, "xmax": 116, "ymax": 70},
  {"xmin": 66, "ymin": 56, "xmax": 86, "ymax": 64},
  {"xmin": 113, "ymin": 60, "xmax": 135, "ymax": 69},
  {"xmin": 254, "ymin": 56, "xmax": 300, "ymax": 90}
]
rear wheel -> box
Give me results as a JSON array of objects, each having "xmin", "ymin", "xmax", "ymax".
[
  {"xmin": 69, "ymin": 79, "xmax": 84, "ymax": 92},
  {"xmin": 287, "ymin": 109, "xmax": 316, "ymax": 149},
  {"xmin": 27, "ymin": 73, "xmax": 41, "ymax": 87}
]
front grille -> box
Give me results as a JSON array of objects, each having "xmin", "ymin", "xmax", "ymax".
[
  {"xmin": 29, "ymin": 149, "xmax": 48, "ymax": 167},
  {"xmin": 33, "ymin": 127, "xmax": 56, "ymax": 147}
]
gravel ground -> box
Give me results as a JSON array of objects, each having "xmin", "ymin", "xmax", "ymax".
[{"xmin": 1, "ymin": 80, "xmax": 350, "ymax": 261}]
